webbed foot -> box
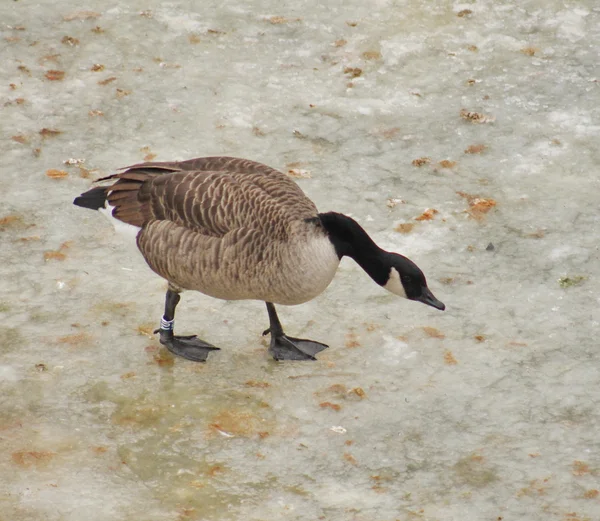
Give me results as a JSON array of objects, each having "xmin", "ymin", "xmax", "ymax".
[
  {"xmin": 154, "ymin": 329, "xmax": 220, "ymax": 362},
  {"xmin": 263, "ymin": 329, "xmax": 328, "ymax": 361}
]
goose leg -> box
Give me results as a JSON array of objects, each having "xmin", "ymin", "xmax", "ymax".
[
  {"xmin": 263, "ymin": 302, "xmax": 328, "ymax": 361},
  {"xmin": 154, "ymin": 287, "xmax": 220, "ymax": 362}
]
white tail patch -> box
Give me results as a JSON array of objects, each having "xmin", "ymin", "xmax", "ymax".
[{"xmin": 98, "ymin": 202, "xmax": 141, "ymax": 244}]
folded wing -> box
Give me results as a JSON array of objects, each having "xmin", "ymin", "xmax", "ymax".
[{"xmin": 98, "ymin": 156, "xmax": 318, "ymax": 240}]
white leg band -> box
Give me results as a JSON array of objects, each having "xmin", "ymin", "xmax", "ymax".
[{"xmin": 160, "ymin": 317, "xmax": 174, "ymax": 331}]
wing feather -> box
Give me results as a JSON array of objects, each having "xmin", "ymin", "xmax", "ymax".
[{"xmin": 98, "ymin": 157, "xmax": 317, "ymax": 240}]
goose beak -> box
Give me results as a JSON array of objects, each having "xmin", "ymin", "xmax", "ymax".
[{"xmin": 416, "ymin": 287, "xmax": 445, "ymax": 311}]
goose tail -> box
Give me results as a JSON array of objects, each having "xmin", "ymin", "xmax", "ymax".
[{"xmin": 73, "ymin": 186, "xmax": 108, "ymax": 211}]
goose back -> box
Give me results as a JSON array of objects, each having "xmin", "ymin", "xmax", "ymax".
[{"xmin": 103, "ymin": 156, "xmax": 317, "ymax": 236}]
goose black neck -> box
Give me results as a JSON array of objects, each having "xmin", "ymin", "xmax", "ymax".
[{"xmin": 318, "ymin": 212, "xmax": 389, "ymax": 286}]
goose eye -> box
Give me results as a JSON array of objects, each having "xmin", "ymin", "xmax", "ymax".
[{"xmin": 402, "ymin": 275, "xmax": 412, "ymax": 284}]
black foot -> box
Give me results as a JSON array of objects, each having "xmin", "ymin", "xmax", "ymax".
[
  {"xmin": 154, "ymin": 329, "xmax": 220, "ymax": 362},
  {"xmin": 267, "ymin": 332, "xmax": 328, "ymax": 361}
]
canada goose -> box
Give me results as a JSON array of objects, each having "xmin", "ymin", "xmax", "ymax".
[{"xmin": 73, "ymin": 156, "xmax": 445, "ymax": 362}]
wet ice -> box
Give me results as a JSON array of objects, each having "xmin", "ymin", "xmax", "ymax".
[{"xmin": 1, "ymin": 1, "xmax": 599, "ymax": 520}]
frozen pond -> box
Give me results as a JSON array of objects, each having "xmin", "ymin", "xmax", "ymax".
[{"xmin": 2, "ymin": 1, "xmax": 599, "ymax": 520}]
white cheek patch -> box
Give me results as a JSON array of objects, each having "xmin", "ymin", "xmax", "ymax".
[{"xmin": 383, "ymin": 267, "xmax": 407, "ymax": 298}]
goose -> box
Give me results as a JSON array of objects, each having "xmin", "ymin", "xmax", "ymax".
[{"xmin": 73, "ymin": 156, "xmax": 445, "ymax": 362}]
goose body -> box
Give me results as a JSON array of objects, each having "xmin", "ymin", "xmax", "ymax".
[
  {"xmin": 139, "ymin": 218, "xmax": 339, "ymax": 304},
  {"xmin": 74, "ymin": 156, "xmax": 444, "ymax": 362}
]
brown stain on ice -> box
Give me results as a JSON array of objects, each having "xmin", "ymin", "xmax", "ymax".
[
  {"xmin": 91, "ymin": 301, "xmax": 136, "ymax": 317},
  {"xmin": 343, "ymin": 452, "xmax": 358, "ymax": 465},
  {"xmin": 315, "ymin": 383, "xmax": 346, "ymax": 397},
  {"xmin": 266, "ymin": 16, "xmax": 302, "ymax": 24},
  {"xmin": 352, "ymin": 387, "xmax": 366, "ymax": 399},
  {"xmin": 244, "ymin": 380, "xmax": 271, "ymax": 388},
  {"xmin": 206, "ymin": 465, "xmax": 225, "ymax": 477},
  {"xmin": 46, "ymin": 169, "xmax": 68, "ymax": 179},
  {"xmin": 572, "ymin": 460, "xmax": 591, "ymax": 476},
  {"xmin": 457, "ymin": 191, "xmax": 497, "ymax": 220},
  {"xmin": 44, "ymin": 251, "xmax": 66, "ymax": 261},
  {"xmin": 208, "ymin": 409, "xmax": 270, "ymax": 438},
  {"xmin": 314, "ymin": 383, "xmax": 366, "ymax": 403},
  {"xmin": 63, "ymin": 11, "xmax": 101, "ymax": 21},
  {"xmin": 438, "ymin": 159, "xmax": 457, "ymax": 169},
  {"xmin": 136, "ymin": 323, "xmax": 155, "ymax": 338},
  {"xmin": 11, "ymin": 134, "xmax": 29, "ymax": 144},
  {"xmin": 422, "ymin": 326, "xmax": 445, "ymax": 339},
  {"xmin": 517, "ymin": 476, "xmax": 551, "ymax": 497},
  {"xmin": 520, "ymin": 47, "xmax": 537, "ymax": 56},
  {"xmin": 464, "ymin": 143, "xmax": 487, "ymax": 154},
  {"xmin": 414, "ymin": 208, "xmax": 438, "ymax": 221},
  {"xmin": 372, "ymin": 127, "xmax": 400, "ymax": 139},
  {"xmin": 39, "ymin": 128, "xmax": 62, "ymax": 138},
  {"xmin": 56, "ymin": 332, "xmax": 92, "ymax": 347},
  {"xmin": 345, "ymin": 329, "xmax": 361, "ymax": 348},
  {"xmin": 395, "ymin": 223, "xmax": 415, "ymax": 234},
  {"xmin": 12, "ymin": 450, "xmax": 56, "ymax": 468},
  {"xmin": 363, "ymin": 322, "xmax": 380, "ymax": 332},
  {"xmin": 319, "ymin": 401, "xmax": 342, "ymax": 411},
  {"xmin": 0, "ymin": 214, "xmax": 26, "ymax": 230},
  {"xmin": 362, "ymin": 50, "xmax": 381, "ymax": 60},
  {"xmin": 111, "ymin": 403, "xmax": 164, "ymax": 428},
  {"xmin": 454, "ymin": 453, "xmax": 498, "ymax": 487},
  {"xmin": 39, "ymin": 54, "xmax": 61, "ymax": 65},
  {"xmin": 45, "ymin": 70, "xmax": 65, "ymax": 81},
  {"xmin": 412, "ymin": 157, "xmax": 431, "ymax": 167},
  {"xmin": 61, "ymin": 36, "xmax": 79, "ymax": 46},
  {"xmin": 460, "ymin": 109, "xmax": 495, "ymax": 123},
  {"xmin": 343, "ymin": 67, "xmax": 362, "ymax": 78},
  {"xmin": 153, "ymin": 351, "xmax": 175, "ymax": 367},
  {"xmin": 444, "ymin": 350, "xmax": 458, "ymax": 365},
  {"xmin": 43, "ymin": 241, "xmax": 72, "ymax": 262},
  {"xmin": 98, "ymin": 76, "xmax": 117, "ymax": 85},
  {"xmin": 370, "ymin": 473, "xmax": 393, "ymax": 493}
]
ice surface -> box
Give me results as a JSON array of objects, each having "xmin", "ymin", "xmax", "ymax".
[{"xmin": 1, "ymin": 1, "xmax": 599, "ymax": 520}]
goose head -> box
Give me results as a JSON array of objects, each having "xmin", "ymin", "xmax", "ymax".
[
  {"xmin": 317, "ymin": 212, "xmax": 445, "ymax": 311},
  {"xmin": 381, "ymin": 253, "xmax": 445, "ymax": 310}
]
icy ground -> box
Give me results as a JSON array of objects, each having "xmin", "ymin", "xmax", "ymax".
[{"xmin": 1, "ymin": 1, "xmax": 599, "ymax": 520}]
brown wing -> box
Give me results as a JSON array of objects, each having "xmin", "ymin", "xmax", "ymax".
[
  {"xmin": 100, "ymin": 157, "xmax": 318, "ymax": 238},
  {"xmin": 123, "ymin": 156, "xmax": 285, "ymax": 175}
]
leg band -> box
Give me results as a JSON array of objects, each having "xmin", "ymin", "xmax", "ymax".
[{"xmin": 160, "ymin": 317, "xmax": 174, "ymax": 331}]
